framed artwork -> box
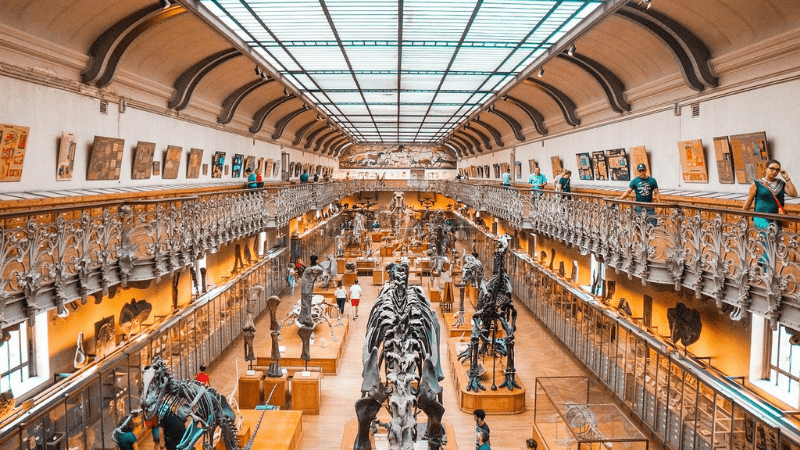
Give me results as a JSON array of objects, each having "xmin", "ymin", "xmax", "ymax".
[
  {"xmin": 162, "ymin": 146, "xmax": 182, "ymax": 179},
  {"xmin": 0, "ymin": 123, "xmax": 29, "ymax": 182},
  {"xmin": 224, "ymin": 165, "xmax": 229, "ymax": 176},
  {"xmin": 186, "ymin": 148, "xmax": 203, "ymax": 179},
  {"xmin": 202, "ymin": 163, "xmax": 208, "ymax": 176},
  {"xmin": 550, "ymin": 156, "xmax": 562, "ymax": 179},
  {"xmin": 730, "ymin": 131, "xmax": 769, "ymax": 184},
  {"xmin": 591, "ymin": 150, "xmax": 609, "ymax": 181},
  {"xmin": 528, "ymin": 159, "xmax": 538, "ymax": 173},
  {"xmin": 514, "ymin": 161, "xmax": 522, "ymax": 179},
  {"xmin": 87, "ymin": 136, "xmax": 125, "ymax": 180},
  {"xmin": 289, "ymin": 162, "xmax": 296, "ymax": 177},
  {"xmin": 232, "ymin": 154, "xmax": 243, "ymax": 178},
  {"xmin": 576, "ymin": 152, "xmax": 593, "ymax": 180},
  {"xmin": 132, "ymin": 141, "xmax": 155, "ymax": 180},
  {"xmin": 211, "ymin": 151, "xmax": 225, "ymax": 178},
  {"xmin": 483, "ymin": 165, "xmax": 490, "ymax": 178},
  {"xmin": 257, "ymin": 157, "xmax": 264, "ymax": 175},
  {"xmin": 477, "ymin": 166, "xmax": 484, "ymax": 178},
  {"xmin": 265, "ymin": 159, "xmax": 274, "ymax": 178},
  {"xmin": 493, "ymin": 164, "xmax": 500, "ymax": 179},
  {"xmin": 605, "ymin": 148, "xmax": 630, "ymax": 181},
  {"xmin": 57, "ymin": 132, "xmax": 77, "ymax": 181},
  {"xmin": 294, "ymin": 162, "xmax": 301, "ymax": 177},
  {"xmin": 152, "ymin": 161, "xmax": 160, "ymax": 176},
  {"xmin": 629, "ymin": 146, "xmax": 650, "ymax": 174},
  {"xmin": 713, "ymin": 136, "xmax": 735, "ymax": 184},
  {"xmin": 244, "ymin": 155, "xmax": 255, "ymax": 173},
  {"xmin": 273, "ymin": 161, "xmax": 281, "ymax": 178},
  {"xmin": 677, "ymin": 139, "xmax": 708, "ymax": 183}
]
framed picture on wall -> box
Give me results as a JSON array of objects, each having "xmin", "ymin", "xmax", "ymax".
[
  {"xmin": 483, "ymin": 165, "xmax": 490, "ymax": 178},
  {"xmin": 186, "ymin": 148, "xmax": 203, "ymax": 179},
  {"xmin": 514, "ymin": 161, "xmax": 522, "ymax": 179},
  {"xmin": 591, "ymin": 150, "xmax": 609, "ymax": 181},
  {"xmin": 152, "ymin": 161, "xmax": 160, "ymax": 176},
  {"xmin": 677, "ymin": 139, "xmax": 708, "ymax": 183},
  {"xmin": 211, "ymin": 151, "xmax": 225, "ymax": 178},
  {"xmin": 605, "ymin": 148, "xmax": 630, "ymax": 181},
  {"xmin": 232, "ymin": 154, "xmax": 243, "ymax": 178},
  {"xmin": 132, "ymin": 141, "xmax": 155, "ymax": 180},
  {"xmin": 528, "ymin": 159, "xmax": 538, "ymax": 173},
  {"xmin": 0, "ymin": 123, "xmax": 29, "ymax": 182},
  {"xmin": 288, "ymin": 161, "xmax": 296, "ymax": 177},
  {"xmin": 730, "ymin": 131, "xmax": 769, "ymax": 184},
  {"xmin": 87, "ymin": 136, "xmax": 125, "ymax": 180},
  {"xmin": 550, "ymin": 156, "xmax": 562, "ymax": 179},
  {"xmin": 713, "ymin": 136, "xmax": 735, "ymax": 184},
  {"xmin": 265, "ymin": 159, "xmax": 274, "ymax": 178},
  {"xmin": 162, "ymin": 145, "xmax": 182, "ymax": 179},
  {"xmin": 57, "ymin": 132, "xmax": 77, "ymax": 181},
  {"xmin": 493, "ymin": 163, "xmax": 500, "ymax": 179},
  {"xmin": 202, "ymin": 163, "xmax": 208, "ymax": 176},
  {"xmin": 629, "ymin": 146, "xmax": 649, "ymax": 174},
  {"xmin": 273, "ymin": 161, "xmax": 281, "ymax": 178},
  {"xmin": 257, "ymin": 157, "xmax": 264, "ymax": 175},
  {"xmin": 576, "ymin": 152, "xmax": 593, "ymax": 180}
]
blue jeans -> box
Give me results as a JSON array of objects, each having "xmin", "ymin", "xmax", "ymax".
[{"xmin": 634, "ymin": 205, "xmax": 657, "ymax": 226}]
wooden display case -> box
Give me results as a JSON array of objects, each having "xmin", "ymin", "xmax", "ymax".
[
  {"xmin": 239, "ymin": 371, "xmax": 266, "ymax": 409},
  {"xmin": 291, "ymin": 371, "xmax": 321, "ymax": 415}
]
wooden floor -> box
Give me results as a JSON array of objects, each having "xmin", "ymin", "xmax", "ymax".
[{"xmin": 139, "ymin": 242, "xmax": 661, "ymax": 450}]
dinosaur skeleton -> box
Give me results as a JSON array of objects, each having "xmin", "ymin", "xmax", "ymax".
[
  {"xmin": 140, "ymin": 357, "xmax": 241, "ymax": 450},
  {"xmin": 453, "ymin": 252, "xmax": 484, "ymax": 328},
  {"xmin": 355, "ymin": 262, "xmax": 446, "ymax": 450},
  {"xmin": 278, "ymin": 295, "xmax": 340, "ymax": 342},
  {"xmin": 458, "ymin": 235, "xmax": 520, "ymax": 392},
  {"xmin": 318, "ymin": 254, "xmax": 338, "ymax": 289}
]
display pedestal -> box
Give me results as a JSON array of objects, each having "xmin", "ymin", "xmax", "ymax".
[
  {"xmin": 356, "ymin": 261, "xmax": 374, "ymax": 275},
  {"xmin": 441, "ymin": 307, "xmax": 472, "ymax": 338},
  {"xmin": 336, "ymin": 258, "xmax": 345, "ymax": 273},
  {"xmin": 238, "ymin": 371, "xmax": 265, "ymax": 409},
  {"xmin": 343, "ymin": 272, "xmax": 358, "ymax": 285},
  {"xmin": 339, "ymin": 418, "xmax": 458, "ymax": 450},
  {"xmin": 262, "ymin": 373, "xmax": 288, "ymax": 409},
  {"xmin": 313, "ymin": 275, "xmax": 343, "ymax": 300},
  {"xmin": 239, "ymin": 409, "xmax": 302, "ymax": 450},
  {"xmin": 257, "ymin": 319, "xmax": 349, "ymax": 374},
  {"xmin": 214, "ymin": 425, "xmax": 250, "ymax": 450},
  {"xmin": 372, "ymin": 270, "xmax": 384, "ymax": 285},
  {"xmin": 447, "ymin": 338, "xmax": 525, "ymax": 414},
  {"xmin": 465, "ymin": 285, "xmax": 478, "ymax": 308},
  {"xmin": 290, "ymin": 371, "xmax": 321, "ymax": 415}
]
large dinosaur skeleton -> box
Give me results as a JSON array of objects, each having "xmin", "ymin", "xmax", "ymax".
[
  {"xmin": 140, "ymin": 357, "xmax": 241, "ymax": 450},
  {"xmin": 458, "ymin": 235, "xmax": 520, "ymax": 392},
  {"xmin": 453, "ymin": 252, "xmax": 484, "ymax": 328},
  {"xmin": 355, "ymin": 262, "xmax": 446, "ymax": 450}
]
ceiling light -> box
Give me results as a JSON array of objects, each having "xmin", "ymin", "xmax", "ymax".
[
  {"xmin": 538, "ymin": 68, "xmax": 544, "ymax": 78},
  {"xmin": 568, "ymin": 44, "xmax": 576, "ymax": 56}
]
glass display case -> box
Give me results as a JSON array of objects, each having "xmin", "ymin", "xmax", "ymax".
[
  {"xmin": 0, "ymin": 246, "xmax": 289, "ymax": 450},
  {"xmin": 534, "ymin": 376, "xmax": 649, "ymax": 450}
]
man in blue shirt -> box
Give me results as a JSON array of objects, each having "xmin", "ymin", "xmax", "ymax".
[
  {"xmin": 619, "ymin": 163, "xmax": 661, "ymax": 224},
  {"xmin": 245, "ymin": 167, "xmax": 257, "ymax": 188},
  {"xmin": 528, "ymin": 167, "xmax": 547, "ymax": 191},
  {"xmin": 502, "ymin": 168, "xmax": 511, "ymax": 187},
  {"xmin": 300, "ymin": 170, "xmax": 309, "ymax": 183}
]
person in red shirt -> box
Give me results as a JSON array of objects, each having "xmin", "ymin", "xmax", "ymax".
[{"xmin": 195, "ymin": 364, "xmax": 210, "ymax": 386}]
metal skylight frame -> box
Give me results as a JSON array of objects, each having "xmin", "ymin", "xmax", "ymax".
[{"xmin": 201, "ymin": 0, "xmax": 605, "ymax": 144}]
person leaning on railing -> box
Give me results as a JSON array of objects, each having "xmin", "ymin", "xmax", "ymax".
[
  {"xmin": 618, "ymin": 163, "xmax": 661, "ymax": 225},
  {"xmin": 742, "ymin": 159, "xmax": 796, "ymax": 230}
]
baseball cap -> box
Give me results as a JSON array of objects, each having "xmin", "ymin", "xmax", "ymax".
[{"xmin": 637, "ymin": 163, "xmax": 647, "ymax": 171}]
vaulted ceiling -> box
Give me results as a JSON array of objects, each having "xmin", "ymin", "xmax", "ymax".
[{"xmin": 1, "ymin": 0, "xmax": 797, "ymax": 160}]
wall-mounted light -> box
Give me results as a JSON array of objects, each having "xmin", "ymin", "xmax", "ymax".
[
  {"xmin": 537, "ymin": 68, "xmax": 545, "ymax": 78},
  {"xmin": 283, "ymin": 88, "xmax": 289, "ymax": 97},
  {"xmin": 254, "ymin": 66, "xmax": 261, "ymax": 76},
  {"xmin": 638, "ymin": 0, "xmax": 652, "ymax": 8},
  {"xmin": 568, "ymin": 43, "xmax": 576, "ymax": 56},
  {"xmin": 159, "ymin": 0, "xmax": 171, "ymax": 9},
  {"xmin": 501, "ymin": 93, "xmax": 508, "ymax": 101}
]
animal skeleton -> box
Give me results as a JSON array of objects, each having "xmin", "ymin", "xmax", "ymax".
[
  {"xmin": 278, "ymin": 295, "xmax": 340, "ymax": 341},
  {"xmin": 454, "ymin": 252, "xmax": 484, "ymax": 328}
]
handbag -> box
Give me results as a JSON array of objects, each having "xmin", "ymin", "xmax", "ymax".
[{"xmin": 756, "ymin": 179, "xmax": 790, "ymax": 226}]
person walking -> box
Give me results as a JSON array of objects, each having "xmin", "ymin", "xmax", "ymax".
[
  {"xmin": 195, "ymin": 364, "xmax": 209, "ymax": 386},
  {"xmin": 556, "ymin": 170, "xmax": 572, "ymax": 192},
  {"xmin": 349, "ymin": 278, "xmax": 362, "ymax": 319},
  {"xmin": 477, "ymin": 430, "xmax": 491, "ymax": 450},
  {"xmin": 473, "ymin": 409, "xmax": 490, "ymax": 450},
  {"xmin": 619, "ymin": 163, "xmax": 661, "ymax": 224},
  {"xmin": 287, "ymin": 264, "xmax": 296, "ymax": 295},
  {"xmin": 334, "ymin": 280, "xmax": 347, "ymax": 317}
]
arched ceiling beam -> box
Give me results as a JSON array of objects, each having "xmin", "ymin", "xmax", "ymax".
[
  {"xmin": 455, "ymin": 133, "xmax": 480, "ymax": 154},
  {"xmin": 293, "ymin": 119, "xmax": 322, "ymax": 146},
  {"xmin": 169, "ymin": 49, "xmax": 241, "ymax": 111},
  {"xmin": 272, "ymin": 105, "xmax": 309, "ymax": 140},
  {"xmin": 443, "ymin": 143, "xmax": 462, "ymax": 159},
  {"xmin": 447, "ymin": 138, "xmax": 467, "ymax": 158},
  {"xmin": 488, "ymin": 105, "xmax": 527, "ymax": 141},
  {"xmin": 83, "ymin": 4, "xmax": 187, "ymax": 88},
  {"xmin": 304, "ymin": 124, "xmax": 329, "ymax": 149},
  {"xmin": 616, "ymin": 4, "xmax": 718, "ymax": 91},
  {"xmin": 464, "ymin": 124, "xmax": 491, "ymax": 151},
  {"xmin": 334, "ymin": 142, "xmax": 352, "ymax": 158},
  {"xmin": 218, "ymin": 79, "xmax": 273, "ymax": 124},
  {"xmin": 317, "ymin": 132, "xmax": 339, "ymax": 153},
  {"xmin": 523, "ymin": 79, "xmax": 581, "ymax": 127},
  {"xmin": 326, "ymin": 137, "xmax": 347, "ymax": 156},
  {"xmin": 249, "ymin": 95, "xmax": 296, "ymax": 134},
  {"xmin": 472, "ymin": 116, "xmax": 504, "ymax": 147},
  {"xmin": 557, "ymin": 53, "xmax": 630, "ymax": 113},
  {"xmin": 502, "ymin": 95, "xmax": 546, "ymax": 136}
]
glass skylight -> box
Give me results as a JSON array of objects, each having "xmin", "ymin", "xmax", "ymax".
[{"xmin": 202, "ymin": 0, "xmax": 604, "ymax": 144}]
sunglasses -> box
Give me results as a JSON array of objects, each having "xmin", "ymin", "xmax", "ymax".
[{"xmin": 767, "ymin": 166, "xmax": 780, "ymax": 171}]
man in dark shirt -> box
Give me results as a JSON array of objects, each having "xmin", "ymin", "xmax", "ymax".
[
  {"xmin": 160, "ymin": 410, "xmax": 186, "ymax": 450},
  {"xmin": 619, "ymin": 164, "xmax": 660, "ymax": 224},
  {"xmin": 473, "ymin": 409, "xmax": 490, "ymax": 449}
]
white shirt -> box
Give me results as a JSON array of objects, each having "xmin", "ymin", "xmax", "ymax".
[
  {"xmin": 334, "ymin": 287, "xmax": 347, "ymax": 299},
  {"xmin": 349, "ymin": 284, "xmax": 362, "ymax": 299}
]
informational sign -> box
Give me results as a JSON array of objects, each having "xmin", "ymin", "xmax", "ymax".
[
  {"xmin": 605, "ymin": 148, "xmax": 630, "ymax": 181},
  {"xmin": 591, "ymin": 150, "xmax": 608, "ymax": 181},
  {"xmin": 677, "ymin": 139, "xmax": 708, "ymax": 183},
  {"xmin": 730, "ymin": 131, "xmax": 769, "ymax": 184},
  {"xmin": 162, "ymin": 145, "xmax": 183, "ymax": 179},
  {"xmin": 713, "ymin": 136, "xmax": 735, "ymax": 184},
  {"xmin": 550, "ymin": 156, "xmax": 563, "ymax": 179},
  {"xmin": 57, "ymin": 132, "xmax": 77, "ymax": 181},
  {"xmin": 576, "ymin": 152, "xmax": 592, "ymax": 180},
  {"xmin": 629, "ymin": 146, "xmax": 650, "ymax": 175},
  {"xmin": 132, "ymin": 141, "xmax": 155, "ymax": 180},
  {"xmin": 0, "ymin": 123, "xmax": 29, "ymax": 182},
  {"xmin": 87, "ymin": 136, "xmax": 125, "ymax": 180}
]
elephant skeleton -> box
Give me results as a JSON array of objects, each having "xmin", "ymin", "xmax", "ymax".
[{"xmin": 355, "ymin": 263, "xmax": 446, "ymax": 450}]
